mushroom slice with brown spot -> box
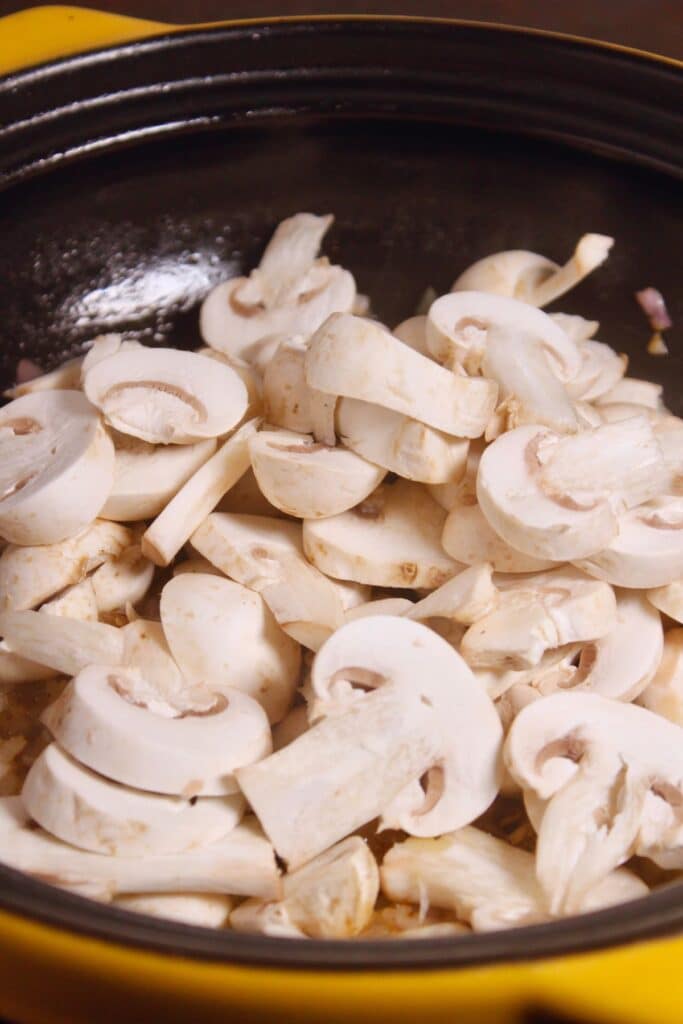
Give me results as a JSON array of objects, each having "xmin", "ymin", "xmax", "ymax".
[
  {"xmin": 0, "ymin": 520, "xmax": 132, "ymax": 612},
  {"xmin": 461, "ymin": 569, "xmax": 616, "ymax": 671},
  {"xmin": 575, "ymin": 496, "xmax": 683, "ymax": 589},
  {"xmin": 451, "ymin": 234, "xmax": 613, "ymax": 308},
  {"xmin": 115, "ymin": 893, "xmax": 233, "ymax": 928},
  {"xmin": 191, "ymin": 512, "xmax": 344, "ymax": 651},
  {"xmin": 303, "ymin": 480, "xmax": 462, "ymax": 589},
  {"xmin": 406, "ymin": 564, "xmax": 498, "ymax": 626},
  {"xmin": 381, "ymin": 826, "xmax": 647, "ymax": 931},
  {"xmin": 238, "ymin": 617, "xmax": 502, "ymax": 868},
  {"xmin": 200, "ymin": 214, "xmax": 356, "ymax": 359},
  {"xmin": 426, "ymin": 291, "xmax": 580, "ymax": 382},
  {"xmin": 160, "ymin": 574, "xmax": 300, "ymax": 723},
  {"xmin": 0, "ymin": 798, "xmax": 279, "ymax": 900},
  {"xmin": 337, "ymin": 398, "xmax": 469, "ymax": 485},
  {"xmin": 22, "ymin": 743, "xmax": 245, "ymax": 857},
  {"xmin": 305, "ymin": 314, "xmax": 497, "ymax": 439},
  {"xmin": 42, "ymin": 664, "xmax": 271, "ymax": 797},
  {"xmin": 639, "ymin": 628, "xmax": 683, "ymax": 725},
  {"xmin": 231, "ymin": 837, "xmax": 379, "ymax": 939},
  {"xmin": 100, "ymin": 432, "xmax": 217, "ymax": 522},
  {"xmin": 39, "ymin": 579, "xmax": 99, "ymax": 622},
  {"xmin": 477, "ymin": 418, "xmax": 668, "ymax": 562},
  {"xmin": 142, "ymin": 418, "xmax": 258, "ymax": 567},
  {"xmin": 84, "ymin": 346, "xmax": 248, "ymax": 444},
  {"xmin": 505, "ymin": 692, "xmax": 683, "ymax": 911},
  {"xmin": 0, "ymin": 611, "xmax": 124, "ymax": 677},
  {"xmin": 0, "ymin": 391, "xmax": 115, "ymax": 546},
  {"xmin": 249, "ymin": 429, "xmax": 385, "ymax": 519},
  {"xmin": 647, "ymin": 580, "xmax": 683, "ymax": 624}
]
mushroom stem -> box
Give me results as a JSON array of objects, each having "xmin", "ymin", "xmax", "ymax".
[
  {"xmin": 0, "ymin": 611, "xmax": 124, "ymax": 677},
  {"xmin": 530, "ymin": 234, "xmax": 614, "ymax": 308}
]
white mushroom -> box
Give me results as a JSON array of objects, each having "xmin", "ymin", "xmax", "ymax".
[
  {"xmin": 426, "ymin": 291, "xmax": 580, "ymax": 382},
  {"xmin": 0, "ymin": 798, "xmax": 279, "ymax": 899},
  {"xmin": 4, "ymin": 356, "xmax": 84, "ymax": 399},
  {"xmin": 345, "ymin": 598, "xmax": 416, "ymax": 621},
  {"xmin": 549, "ymin": 313, "xmax": 599, "ymax": 344},
  {"xmin": 0, "ymin": 390, "xmax": 115, "ymax": 545},
  {"xmin": 505, "ymin": 692, "xmax": 683, "ymax": 911},
  {"xmin": 194, "ymin": 348, "xmax": 264, "ymax": 421},
  {"xmin": 647, "ymin": 580, "xmax": 683, "ymax": 624},
  {"xmin": 564, "ymin": 340, "xmax": 627, "ymax": 402},
  {"xmin": 262, "ymin": 336, "xmax": 315, "ymax": 434},
  {"xmin": 381, "ymin": 826, "xmax": 647, "ymax": 931},
  {"xmin": 120, "ymin": 619, "xmax": 213, "ymax": 714},
  {"xmin": 305, "ymin": 314, "xmax": 497, "ymax": 439},
  {"xmin": 461, "ymin": 570, "xmax": 616, "ymax": 670},
  {"xmin": 42, "ymin": 664, "xmax": 271, "ymax": 797},
  {"xmin": 90, "ymin": 547, "xmax": 155, "ymax": 614},
  {"xmin": 200, "ymin": 214, "xmax": 355, "ymax": 359},
  {"xmin": 595, "ymin": 377, "xmax": 663, "ymax": 410},
  {"xmin": 160, "ymin": 573, "xmax": 301, "ymax": 723},
  {"xmin": 328, "ymin": 578, "xmax": 372, "ymax": 612},
  {"xmin": 100, "ymin": 433, "xmax": 217, "ymax": 522},
  {"xmin": 0, "ymin": 611, "xmax": 124, "ymax": 677},
  {"xmin": 406, "ymin": 564, "xmax": 498, "ymax": 626},
  {"xmin": 22, "ymin": 743, "xmax": 245, "ymax": 856},
  {"xmin": 337, "ymin": 398, "xmax": 469, "ymax": 484},
  {"xmin": 238, "ymin": 617, "xmax": 502, "ymax": 868},
  {"xmin": 249, "ymin": 429, "xmax": 385, "ymax": 519},
  {"xmin": 392, "ymin": 316, "xmax": 431, "ymax": 357},
  {"xmin": 231, "ymin": 837, "xmax": 379, "ymax": 939},
  {"xmin": 639, "ymin": 628, "xmax": 683, "ymax": 725},
  {"xmin": 303, "ymin": 480, "xmax": 462, "ymax": 589},
  {"xmin": 575, "ymin": 497, "xmax": 683, "ymax": 588},
  {"xmin": 115, "ymin": 893, "xmax": 233, "ymax": 927},
  {"xmin": 40, "ymin": 580, "xmax": 99, "ymax": 622},
  {"xmin": 0, "ymin": 520, "xmax": 131, "ymax": 612},
  {"xmin": 141, "ymin": 418, "xmax": 258, "ymax": 567},
  {"xmin": 215, "ymin": 467, "xmax": 287, "ymax": 519},
  {"xmin": 191, "ymin": 512, "xmax": 344, "ymax": 652},
  {"xmin": 451, "ymin": 234, "xmax": 613, "ymax": 307},
  {"xmin": 477, "ymin": 418, "xmax": 668, "ymax": 562},
  {"xmin": 83, "ymin": 346, "xmax": 248, "ymax": 444},
  {"xmin": 481, "ymin": 647, "xmax": 580, "ymax": 703},
  {"xmin": 361, "ymin": 904, "xmax": 468, "ymax": 939},
  {"xmin": 0, "ymin": 643, "xmax": 56, "ymax": 685}
]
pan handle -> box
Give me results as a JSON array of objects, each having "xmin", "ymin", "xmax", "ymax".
[{"xmin": 0, "ymin": 5, "xmax": 177, "ymax": 76}]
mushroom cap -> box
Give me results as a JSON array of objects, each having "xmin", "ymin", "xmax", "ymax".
[
  {"xmin": 0, "ymin": 390, "xmax": 115, "ymax": 546},
  {"xmin": 101, "ymin": 433, "xmax": 217, "ymax": 521},
  {"xmin": 392, "ymin": 316, "xmax": 431, "ymax": 357},
  {"xmin": 22, "ymin": 743, "xmax": 245, "ymax": 856},
  {"xmin": 160, "ymin": 573, "xmax": 301, "ymax": 723},
  {"xmin": 337, "ymin": 398, "xmax": 469, "ymax": 485},
  {"xmin": 249, "ymin": 429, "xmax": 385, "ymax": 519},
  {"xmin": 305, "ymin": 313, "xmax": 497, "ymax": 439},
  {"xmin": 426, "ymin": 291, "xmax": 580, "ymax": 381},
  {"xmin": 647, "ymin": 580, "xmax": 683, "ymax": 624},
  {"xmin": 639, "ymin": 628, "xmax": 683, "ymax": 725},
  {"xmin": 0, "ymin": 797, "xmax": 279, "ymax": 900},
  {"xmin": 451, "ymin": 250, "xmax": 559, "ymax": 302},
  {"xmin": 442, "ymin": 494, "xmax": 556, "ymax": 573},
  {"xmin": 262, "ymin": 338, "xmax": 315, "ymax": 434},
  {"xmin": 90, "ymin": 546, "xmax": 155, "ymax": 614},
  {"xmin": 42, "ymin": 664, "xmax": 272, "ymax": 796},
  {"xmin": 575, "ymin": 497, "xmax": 683, "ymax": 588},
  {"xmin": 406, "ymin": 564, "xmax": 498, "ymax": 626},
  {"xmin": 84, "ymin": 347, "xmax": 248, "ymax": 444},
  {"xmin": 0, "ymin": 642, "xmax": 56, "ymax": 685}
]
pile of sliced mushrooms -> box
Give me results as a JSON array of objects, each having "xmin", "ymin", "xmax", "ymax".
[{"xmin": 1, "ymin": 212, "xmax": 682, "ymax": 941}]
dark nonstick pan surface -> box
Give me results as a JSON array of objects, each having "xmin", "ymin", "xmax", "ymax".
[{"xmin": 0, "ymin": 17, "xmax": 681, "ymax": 969}]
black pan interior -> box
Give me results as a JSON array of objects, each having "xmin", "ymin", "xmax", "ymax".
[{"xmin": 0, "ymin": 18, "xmax": 681, "ymax": 968}]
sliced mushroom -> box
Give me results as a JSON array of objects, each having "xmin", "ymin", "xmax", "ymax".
[
  {"xmin": 172, "ymin": 557, "xmax": 224, "ymax": 578},
  {"xmin": 345, "ymin": 598, "xmax": 416, "ymax": 621},
  {"xmin": 249, "ymin": 429, "xmax": 385, "ymax": 519},
  {"xmin": 549, "ymin": 313, "xmax": 599, "ymax": 344},
  {"xmin": 0, "ymin": 390, "xmax": 115, "ymax": 545},
  {"xmin": 0, "ymin": 643, "xmax": 56, "ymax": 685},
  {"xmin": 215, "ymin": 466, "xmax": 287, "ymax": 519},
  {"xmin": 451, "ymin": 234, "xmax": 613, "ymax": 308},
  {"xmin": 22, "ymin": 743, "xmax": 245, "ymax": 856},
  {"xmin": 393, "ymin": 315, "xmax": 431, "ymax": 357},
  {"xmin": 406, "ymin": 564, "xmax": 498, "ymax": 626},
  {"xmin": 160, "ymin": 573, "xmax": 300, "ymax": 723},
  {"xmin": 195, "ymin": 348, "xmax": 264, "ymax": 421},
  {"xmin": 595, "ymin": 377, "xmax": 663, "ymax": 410},
  {"xmin": 477, "ymin": 418, "xmax": 668, "ymax": 562},
  {"xmin": 461, "ymin": 570, "xmax": 616, "ymax": 670},
  {"xmin": 303, "ymin": 480, "xmax": 462, "ymax": 589},
  {"xmin": 655, "ymin": 415, "xmax": 683, "ymax": 496},
  {"xmin": 305, "ymin": 314, "xmax": 497, "ymax": 439},
  {"xmin": 231, "ymin": 837, "xmax": 379, "ymax": 939},
  {"xmin": 40, "ymin": 579, "xmax": 99, "ymax": 622},
  {"xmin": 115, "ymin": 892, "xmax": 233, "ymax": 927},
  {"xmin": 191, "ymin": 512, "xmax": 344, "ymax": 651},
  {"xmin": 238, "ymin": 616, "xmax": 502, "ymax": 867},
  {"xmin": 427, "ymin": 291, "xmax": 580, "ymax": 382},
  {"xmin": 564, "ymin": 340, "xmax": 627, "ymax": 402},
  {"xmin": 482, "ymin": 647, "xmax": 580, "ymax": 703},
  {"xmin": 42, "ymin": 664, "xmax": 271, "ymax": 797},
  {"xmin": 647, "ymin": 580, "xmax": 683, "ymax": 624},
  {"xmin": 575, "ymin": 496, "xmax": 683, "ymax": 588},
  {"xmin": 100, "ymin": 432, "xmax": 217, "ymax": 522},
  {"xmin": 0, "ymin": 798, "xmax": 279, "ymax": 899},
  {"xmin": 337, "ymin": 398, "xmax": 469, "ymax": 484},
  {"xmin": 4, "ymin": 356, "xmax": 84, "ymax": 399},
  {"xmin": 639, "ymin": 628, "xmax": 683, "ymax": 725},
  {"xmin": 120, "ymin": 618, "xmax": 215, "ymax": 715},
  {"xmin": 0, "ymin": 520, "xmax": 131, "ymax": 612},
  {"xmin": 90, "ymin": 547, "xmax": 155, "ymax": 615},
  {"xmin": 272, "ymin": 705, "xmax": 309, "ymax": 751},
  {"xmin": 262, "ymin": 336, "xmax": 314, "ymax": 434},
  {"xmin": 0, "ymin": 611, "xmax": 124, "ymax": 677},
  {"xmin": 381, "ymin": 826, "xmax": 647, "ymax": 930},
  {"xmin": 505, "ymin": 692, "xmax": 683, "ymax": 910},
  {"xmin": 141, "ymin": 418, "xmax": 258, "ymax": 567},
  {"xmin": 200, "ymin": 214, "xmax": 355, "ymax": 359},
  {"xmin": 329, "ymin": 578, "xmax": 372, "ymax": 612},
  {"xmin": 83, "ymin": 346, "xmax": 248, "ymax": 445}
]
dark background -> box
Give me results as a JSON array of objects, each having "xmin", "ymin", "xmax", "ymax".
[{"xmin": 0, "ymin": 0, "xmax": 682, "ymax": 60}]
